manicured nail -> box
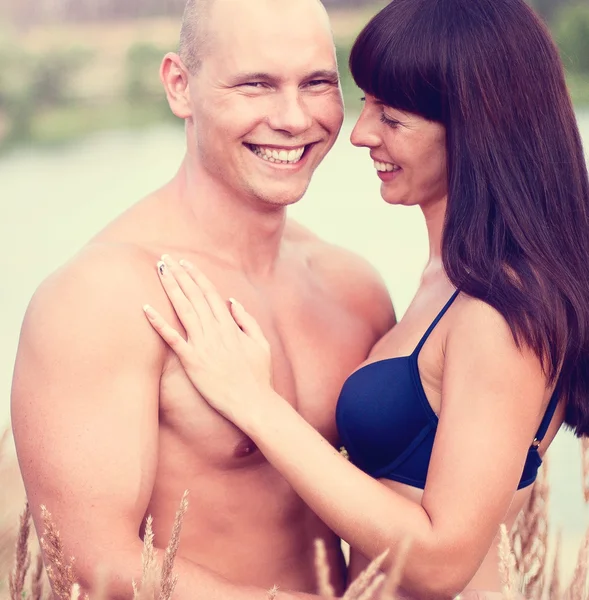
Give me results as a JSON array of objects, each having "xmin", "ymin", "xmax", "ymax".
[
  {"xmin": 229, "ymin": 298, "xmax": 242, "ymax": 309},
  {"xmin": 161, "ymin": 254, "xmax": 172, "ymax": 266},
  {"xmin": 179, "ymin": 259, "xmax": 194, "ymax": 269},
  {"xmin": 143, "ymin": 304, "xmax": 157, "ymax": 319},
  {"xmin": 157, "ymin": 261, "xmax": 166, "ymax": 276}
]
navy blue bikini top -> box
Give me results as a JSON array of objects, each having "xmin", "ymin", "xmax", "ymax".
[{"xmin": 336, "ymin": 290, "xmax": 560, "ymax": 490}]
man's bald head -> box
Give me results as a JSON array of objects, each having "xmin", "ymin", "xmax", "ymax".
[{"xmin": 178, "ymin": 0, "xmax": 329, "ymax": 74}]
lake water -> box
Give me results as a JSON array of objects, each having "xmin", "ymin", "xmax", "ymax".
[{"xmin": 1, "ymin": 112, "xmax": 589, "ymax": 578}]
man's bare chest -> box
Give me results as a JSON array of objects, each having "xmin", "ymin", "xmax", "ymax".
[{"xmin": 156, "ymin": 276, "xmax": 375, "ymax": 467}]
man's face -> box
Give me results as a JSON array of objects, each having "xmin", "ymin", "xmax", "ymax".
[{"xmin": 187, "ymin": 0, "xmax": 344, "ymax": 208}]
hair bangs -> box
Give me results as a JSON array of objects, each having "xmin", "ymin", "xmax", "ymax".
[{"xmin": 349, "ymin": 0, "xmax": 446, "ymax": 123}]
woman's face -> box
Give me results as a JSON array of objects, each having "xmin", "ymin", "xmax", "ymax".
[{"xmin": 351, "ymin": 94, "xmax": 448, "ymax": 208}]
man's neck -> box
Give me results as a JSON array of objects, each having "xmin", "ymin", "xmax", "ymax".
[{"xmin": 168, "ymin": 157, "xmax": 288, "ymax": 278}]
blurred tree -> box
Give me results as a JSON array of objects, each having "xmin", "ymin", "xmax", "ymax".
[
  {"xmin": 126, "ymin": 42, "xmax": 167, "ymax": 102},
  {"xmin": 29, "ymin": 48, "xmax": 93, "ymax": 108},
  {"xmin": 527, "ymin": 0, "xmax": 577, "ymax": 23},
  {"xmin": 1, "ymin": 0, "xmax": 382, "ymax": 24},
  {"xmin": 554, "ymin": 3, "xmax": 589, "ymax": 73}
]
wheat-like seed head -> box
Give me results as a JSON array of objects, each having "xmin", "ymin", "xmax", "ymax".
[
  {"xmin": 39, "ymin": 505, "xmax": 77, "ymax": 600},
  {"xmin": 133, "ymin": 515, "xmax": 159, "ymax": 600},
  {"xmin": 314, "ymin": 538, "xmax": 335, "ymax": 598},
  {"xmin": 548, "ymin": 531, "xmax": 562, "ymax": 600},
  {"xmin": 499, "ymin": 524, "xmax": 518, "ymax": 600},
  {"xmin": 342, "ymin": 549, "xmax": 389, "ymax": 600},
  {"xmin": 357, "ymin": 573, "xmax": 386, "ymax": 600},
  {"xmin": 380, "ymin": 536, "xmax": 412, "ymax": 600},
  {"xmin": 159, "ymin": 490, "xmax": 189, "ymax": 600},
  {"xmin": 563, "ymin": 528, "xmax": 589, "ymax": 600},
  {"xmin": 8, "ymin": 501, "xmax": 31, "ymax": 600}
]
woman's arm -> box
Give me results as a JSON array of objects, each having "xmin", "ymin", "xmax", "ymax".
[{"xmin": 145, "ymin": 256, "xmax": 551, "ymax": 599}]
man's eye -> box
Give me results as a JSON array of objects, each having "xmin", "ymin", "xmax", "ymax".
[
  {"xmin": 242, "ymin": 82, "xmax": 266, "ymax": 88},
  {"xmin": 308, "ymin": 80, "xmax": 331, "ymax": 87}
]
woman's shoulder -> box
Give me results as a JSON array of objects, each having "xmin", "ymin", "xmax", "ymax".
[{"xmin": 446, "ymin": 291, "xmax": 547, "ymax": 391}]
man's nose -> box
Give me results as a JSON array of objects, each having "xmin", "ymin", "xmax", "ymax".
[
  {"xmin": 267, "ymin": 91, "xmax": 313, "ymax": 136},
  {"xmin": 350, "ymin": 109, "xmax": 380, "ymax": 148}
]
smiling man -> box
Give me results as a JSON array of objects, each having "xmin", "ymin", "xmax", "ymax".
[{"xmin": 11, "ymin": 0, "xmax": 395, "ymax": 598}]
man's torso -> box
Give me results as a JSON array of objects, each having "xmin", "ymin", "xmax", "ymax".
[{"xmin": 90, "ymin": 193, "xmax": 389, "ymax": 592}]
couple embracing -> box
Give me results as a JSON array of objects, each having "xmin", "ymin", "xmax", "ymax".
[{"xmin": 11, "ymin": 0, "xmax": 589, "ymax": 598}]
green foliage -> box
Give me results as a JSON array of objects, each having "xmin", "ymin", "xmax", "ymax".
[
  {"xmin": 125, "ymin": 42, "xmax": 166, "ymax": 103},
  {"xmin": 554, "ymin": 3, "xmax": 589, "ymax": 73},
  {"xmin": 567, "ymin": 72, "xmax": 589, "ymax": 107},
  {"xmin": 0, "ymin": 37, "xmax": 94, "ymax": 147},
  {"xmin": 28, "ymin": 47, "xmax": 93, "ymax": 109},
  {"xmin": 336, "ymin": 44, "xmax": 363, "ymax": 113}
]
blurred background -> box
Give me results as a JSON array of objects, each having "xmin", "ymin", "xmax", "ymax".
[
  {"xmin": 0, "ymin": 0, "xmax": 587, "ymax": 150},
  {"xmin": 0, "ymin": 0, "xmax": 588, "ymax": 587}
]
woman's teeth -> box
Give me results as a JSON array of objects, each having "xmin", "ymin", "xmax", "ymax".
[
  {"xmin": 250, "ymin": 145, "xmax": 306, "ymax": 164},
  {"xmin": 374, "ymin": 161, "xmax": 401, "ymax": 172}
]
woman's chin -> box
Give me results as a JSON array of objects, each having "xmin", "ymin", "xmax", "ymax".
[{"xmin": 380, "ymin": 189, "xmax": 408, "ymax": 206}]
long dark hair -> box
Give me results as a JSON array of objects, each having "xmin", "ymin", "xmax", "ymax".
[{"xmin": 350, "ymin": 0, "xmax": 589, "ymax": 436}]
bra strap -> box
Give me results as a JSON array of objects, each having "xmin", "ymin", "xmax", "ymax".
[
  {"xmin": 413, "ymin": 290, "xmax": 461, "ymax": 357},
  {"xmin": 532, "ymin": 382, "xmax": 561, "ymax": 447}
]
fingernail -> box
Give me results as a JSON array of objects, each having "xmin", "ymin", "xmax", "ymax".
[
  {"xmin": 179, "ymin": 259, "xmax": 194, "ymax": 269},
  {"xmin": 229, "ymin": 297, "xmax": 241, "ymax": 309},
  {"xmin": 161, "ymin": 254, "xmax": 172, "ymax": 266},
  {"xmin": 157, "ymin": 261, "xmax": 166, "ymax": 276},
  {"xmin": 143, "ymin": 304, "xmax": 156, "ymax": 318}
]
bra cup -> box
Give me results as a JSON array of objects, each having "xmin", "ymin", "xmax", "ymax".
[
  {"xmin": 335, "ymin": 290, "xmax": 554, "ymax": 491},
  {"xmin": 336, "ymin": 358, "xmax": 436, "ymax": 478}
]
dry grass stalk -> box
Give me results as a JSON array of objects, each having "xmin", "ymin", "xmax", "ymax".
[
  {"xmin": 314, "ymin": 538, "xmax": 335, "ymax": 598},
  {"xmin": 380, "ymin": 537, "xmax": 413, "ymax": 600},
  {"xmin": 8, "ymin": 502, "xmax": 31, "ymax": 600},
  {"xmin": 342, "ymin": 549, "xmax": 389, "ymax": 600},
  {"xmin": 563, "ymin": 528, "xmax": 589, "ymax": 600},
  {"xmin": 499, "ymin": 524, "xmax": 517, "ymax": 600},
  {"xmin": 267, "ymin": 584, "xmax": 280, "ymax": 599},
  {"xmin": 39, "ymin": 505, "xmax": 77, "ymax": 600},
  {"xmin": 159, "ymin": 491, "xmax": 189, "ymax": 600},
  {"xmin": 582, "ymin": 438, "xmax": 589, "ymax": 505},
  {"xmin": 356, "ymin": 573, "xmax": 386, "ymax": 600},
  {"xmin": 133, "ymin": 515, "xmax": 159, "ymax": 600},
  {"xmin": 0, "ymin": 432, "xmax": 28, "ymax": 587},
  {"xmin": 549, "ymin": 531, "xmax": 562, "ymax": 600},
  {"xmin": 69, "ymin": 582, "xmax": 81, "ymax": 600},
  {"xmin": 510, "ymin": 462, "xmax": 550, "ymax": 600}
]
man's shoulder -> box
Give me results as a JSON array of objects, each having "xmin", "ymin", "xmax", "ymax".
[
  {"xmin": 286, "ymin": 220, "xmax": 396, "ymax": 333},
  {"xmin": 24, "ymin": 241, "xmax": 162, "ymax": 348},
  {"xmin": 37, "ymin": 241, "xmax": 157, "ymax": 303}
]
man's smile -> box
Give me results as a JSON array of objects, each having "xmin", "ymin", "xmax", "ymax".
[{"xmin": 245, "ymin": 143, "xmax": 311, "ymax": 165}]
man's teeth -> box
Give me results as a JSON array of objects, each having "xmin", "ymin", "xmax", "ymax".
[
  {"xmin": 374, "ymin": 161, "xmax": 401, "ymax": 173},
  {"xmin": 250, "ymin": 145, "xmax": 306, "ymax": 164}
]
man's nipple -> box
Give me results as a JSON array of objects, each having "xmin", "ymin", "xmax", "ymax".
[{"xmin": 234, "ymin": 437, "xmax": 260, "ymax": 459}]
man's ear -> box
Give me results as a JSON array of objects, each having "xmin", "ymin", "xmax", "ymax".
[{"xmin": 160, "ymin": 53, "xmax": 192, "ymax": 120}]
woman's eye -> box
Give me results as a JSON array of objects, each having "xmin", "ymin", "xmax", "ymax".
[
  {"xmin": 380, "ymin": 113, "xmax": 401, "ymax": 128},
  {"xmin": 360, "ymin": 96, "xmax": 366, "ymax": 103}
]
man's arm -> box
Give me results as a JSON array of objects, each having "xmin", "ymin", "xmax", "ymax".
[{"xmin": 11, "ymin": 246, "xmax": 313, "ymax": 600}]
